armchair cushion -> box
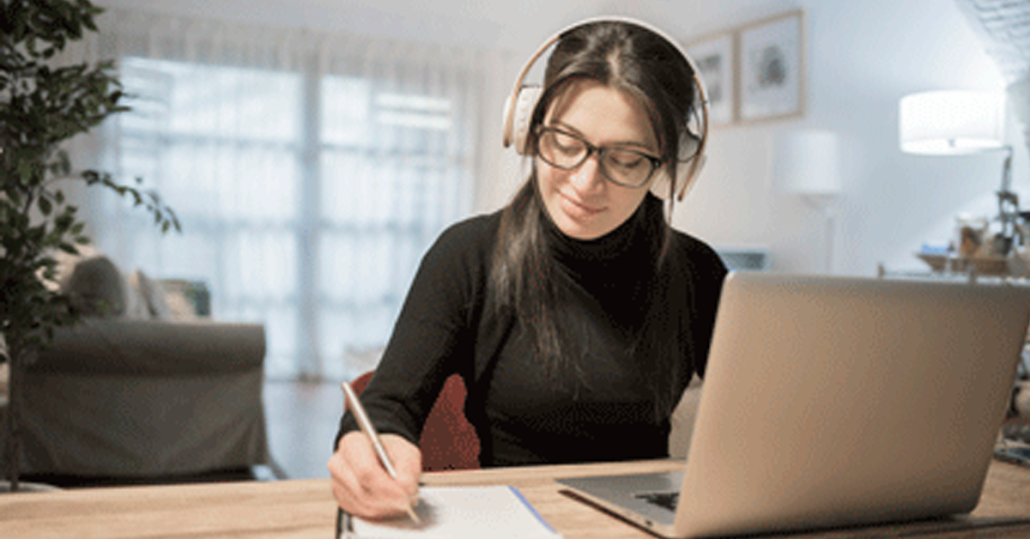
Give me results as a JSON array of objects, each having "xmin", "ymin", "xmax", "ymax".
[{"xmin": 62, "ymin": 255, "xmax": 126, "ymax": 317}]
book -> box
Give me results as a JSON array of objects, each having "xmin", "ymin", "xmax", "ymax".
[{"xmin": 339, "ymin": 485, "xmax": 562, "ymax": 538}]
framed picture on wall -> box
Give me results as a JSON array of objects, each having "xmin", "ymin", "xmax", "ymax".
[
  {"xmin": 738, "ymin": 10, "xmax": 805, "ymax": 122},
  {"xmin": 686, "ymin": 32, "xmax": 735, "ymax": 126}
]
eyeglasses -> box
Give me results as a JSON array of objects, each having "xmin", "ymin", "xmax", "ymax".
[{"xmin": 534, "ymin": 126, "xmax": 663, "ymax": 188}]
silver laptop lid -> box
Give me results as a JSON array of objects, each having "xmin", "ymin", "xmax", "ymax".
[{"xmin": 676, "ymin": 273, "xmax": 1030, "ymax": 537}]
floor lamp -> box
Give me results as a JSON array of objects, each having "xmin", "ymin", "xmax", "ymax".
[
  {"xmin": 773, "ymin": 130, "xmax": 842, "ymax": 274},
  {"xmin": 899, "ymin": 91, "xmax": 1011, "ymax": 254}
]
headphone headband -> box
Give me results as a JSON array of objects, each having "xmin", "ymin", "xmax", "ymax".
[{"xmin": 501, "ymin": 16, "xmax": 710, "ymax": 201}]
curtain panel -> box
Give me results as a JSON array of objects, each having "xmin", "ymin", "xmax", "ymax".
[{"xmin": 76, "ymin": 8, "xmax": 483, "ymax": 380}]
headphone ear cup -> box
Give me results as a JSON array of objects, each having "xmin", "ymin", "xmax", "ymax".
[
  {"xmin": 649, "ymin": 153, "xmax": 707, "ymax": 201},
  {"xmin": 675, "ymin": 153, "xmax": 707, "ymax": 200},
  {"xmin": 509, "ymin": 85, "xmax": 542, "ymax": 155},
  {"xmin": 649, "ymin": 169, "xmax": 675, "ymax": 201}
]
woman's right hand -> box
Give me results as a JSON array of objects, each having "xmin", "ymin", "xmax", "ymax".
[{"xmin": 327, "ymin": 431, "xmax": 422, "ymax": 520}]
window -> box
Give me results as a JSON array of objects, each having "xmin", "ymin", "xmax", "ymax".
[{"xmin": 107, "ymin": 49, "xmax": 477, "ymax": 380}]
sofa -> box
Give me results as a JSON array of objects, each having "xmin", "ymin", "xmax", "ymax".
[{"xmin": 0, "ymin": 251, "xmax": 271, "ymax": 479}]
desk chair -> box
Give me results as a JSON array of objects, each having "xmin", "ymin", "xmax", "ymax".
[{"xmin": 351, "ymin": 372, "xmax": 480, "ymax": 471}]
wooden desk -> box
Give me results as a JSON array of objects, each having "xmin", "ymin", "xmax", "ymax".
[{"xmin": 2, "ymin": 459, "xmax": 1030, "ymax": 539}]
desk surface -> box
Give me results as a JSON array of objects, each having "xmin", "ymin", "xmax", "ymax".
[{"xmin": 2, "ymin": 459, "xmax": 1030, "ymax": 539}]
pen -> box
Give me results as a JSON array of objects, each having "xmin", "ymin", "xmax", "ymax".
[{"xmin": 341, "ymin": 381, "xmax": 421, "ymax": 524}]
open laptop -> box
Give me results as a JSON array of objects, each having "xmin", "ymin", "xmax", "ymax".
[{"xmin": 558, "ymin": 273, "xmax": 1030, "ymax": 538}]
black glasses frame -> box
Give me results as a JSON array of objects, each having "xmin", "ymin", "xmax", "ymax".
[{"xmin": 533, "ymin": 126, "xmax": 664, "ymax": 188}]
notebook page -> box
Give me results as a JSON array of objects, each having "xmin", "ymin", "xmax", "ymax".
[{"xmin": 346, "ymin": 485, "xmax": 561, "ymax": 538}]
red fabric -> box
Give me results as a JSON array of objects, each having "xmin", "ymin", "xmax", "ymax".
[{"xmin": 350, "ymin": 372, "xmax": 480, "ymax": 471}]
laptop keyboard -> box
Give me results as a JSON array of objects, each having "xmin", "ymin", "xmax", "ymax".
[{"xmin": 634, "ymin": 491, "xmax": 679, "ymax": 511}]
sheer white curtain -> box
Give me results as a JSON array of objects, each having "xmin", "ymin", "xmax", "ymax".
[{"xmin": 84, "ymin": 9, "xmax": 482, "ymax": 380}]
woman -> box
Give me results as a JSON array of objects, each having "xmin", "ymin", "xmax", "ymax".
[{"xmin": 328, "ymin": 18, "xmax": 727, "ymax": 519}]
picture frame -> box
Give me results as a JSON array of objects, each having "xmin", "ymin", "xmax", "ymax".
[
  {"xmin": 738, "ymin": 10, "xmax": 805, "ymax": 122},
  {"xmin": 686, "ymin": 31, "xmax": 736, "ymax": 127}
]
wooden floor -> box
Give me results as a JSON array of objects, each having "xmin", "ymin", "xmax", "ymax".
[{"xmin": 264, "ymin": 379, "xmax": 345, "ymax": 481}]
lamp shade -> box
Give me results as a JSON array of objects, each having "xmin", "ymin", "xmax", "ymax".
[
  {"xmin": 773, "ymin": 130, "xmax": 841, "ymax": 196},
  {"xmin": 899, "ymin": 91, "xmax": 1006, "ymax": 155}
]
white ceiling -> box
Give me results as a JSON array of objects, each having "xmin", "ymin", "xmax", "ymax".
[{"xmin": 954, "ymin": 0, "xmax": 1030, "ymax": 84}]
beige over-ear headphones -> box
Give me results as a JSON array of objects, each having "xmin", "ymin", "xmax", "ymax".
[{"xmin": 501, "ymin": 16, "xmax": 710, "ymax": 201}]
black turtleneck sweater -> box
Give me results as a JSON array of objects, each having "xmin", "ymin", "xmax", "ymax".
[{"xmin": 337, "ymin": 196, "xmax": 727, "ymax": 466}]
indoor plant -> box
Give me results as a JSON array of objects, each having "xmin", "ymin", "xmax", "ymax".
[{"xmin": 1, "ymin": 0, "xmax": 179, "ymax": 491}]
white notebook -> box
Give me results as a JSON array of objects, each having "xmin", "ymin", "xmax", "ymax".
[{"xmin": 341, "ymin": 485, "xmax": 561, "ymax": 539}]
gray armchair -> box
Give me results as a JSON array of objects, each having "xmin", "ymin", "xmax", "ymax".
[{"xmin": 1, "ymin": 318, "xmax": 269, "ymax": 478}]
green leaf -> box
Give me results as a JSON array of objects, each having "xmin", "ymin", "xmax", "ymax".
[
  {"xmin": 54, "ymin": 213, "xmax": 73, "ymax": 231},
  {"xmin": 52, "ymin": 150, "xmax": 71, "ymax": 177}
]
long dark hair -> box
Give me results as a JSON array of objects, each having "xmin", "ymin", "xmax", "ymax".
[{"xmin": 489, "ymin": 20, "xmax": 702, "ymax": 418}]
